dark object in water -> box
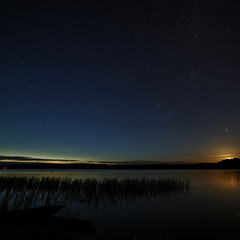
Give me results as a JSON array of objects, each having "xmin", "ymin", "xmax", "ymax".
[
  {"xmin": 47, "ymin": 217, "xmax": 97, "ymax": 235},
  {"xmin": 0, "ymin": 205, "xmax": 96, "ymax": 239},
  {"xmin": 0, "ymin": 205, "xmax": 63, "ymax": 223}
]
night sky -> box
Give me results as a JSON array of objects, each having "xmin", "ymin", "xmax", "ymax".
[{"xmin": 1, "ymin": 0, "xmax": 240, "ymax": 164}]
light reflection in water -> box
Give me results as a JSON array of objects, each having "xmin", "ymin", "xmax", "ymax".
[{"xmin": 221, "ymin": 171, "xmax": 240, "ymax": 187}]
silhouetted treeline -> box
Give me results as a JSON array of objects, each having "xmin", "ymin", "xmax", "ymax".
[
  {"xmin": 1, "ymin": 158, "xmax": 240, "ymax": 169},
  {"xmin": 217, "ymin": 158, "xmax": 240, "ymax": 168}
]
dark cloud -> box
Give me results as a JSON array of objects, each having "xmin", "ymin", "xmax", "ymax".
[{"xmin": 0, "ymin": 155, "xmax": 77, "ymax": 163}]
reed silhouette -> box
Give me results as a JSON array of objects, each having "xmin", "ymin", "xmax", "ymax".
[{"xmin": 0, "ymin": 176, "xmax": 190, "ymax": 211}]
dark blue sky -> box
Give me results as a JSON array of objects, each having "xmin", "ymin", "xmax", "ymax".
[{"xmin": 1, "ymin": 0, "xmax": 240, "ymax": 163}]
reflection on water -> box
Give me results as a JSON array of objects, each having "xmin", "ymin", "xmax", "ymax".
[
  {"xmin": 222, "ymin": 171, "xmax": 240, "ymax": 186},
  {"xmin": 1, "ymin": 170, "xmax": 240, "ymax": 239}
]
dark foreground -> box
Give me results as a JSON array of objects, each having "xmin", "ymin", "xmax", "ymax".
[
  {"xmin": 0, "ymin": 206, "xmax": 96, "ymax": 240},
  {"xmin": 0, "ymin": 176, "xmax": 189, "ymax": 239},
  {"xmin": 1, "ymin": 170, "xmax": 240, "ymax": 239}
]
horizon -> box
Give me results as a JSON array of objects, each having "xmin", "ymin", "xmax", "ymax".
[{"xmin": 0, "ymin": 154, "xmax": 239, "ymax": 165}]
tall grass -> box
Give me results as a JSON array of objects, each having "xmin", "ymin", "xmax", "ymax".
[{"xmin": 0, "ymin": 176, "xmax": 190, "ymax": 211}]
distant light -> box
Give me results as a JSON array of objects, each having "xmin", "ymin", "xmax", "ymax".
[
  {"xmin": 225, "ymin": 128, "xmax": 229, "ymax": 134},
  {"xmin": 3, "ymin": 166, "xmax": 7, "ymax": 170}
]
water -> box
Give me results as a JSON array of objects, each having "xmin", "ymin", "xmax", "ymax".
[{"xmin": 1, "ymin": 169, "xmax": 240, "ymax": 239}]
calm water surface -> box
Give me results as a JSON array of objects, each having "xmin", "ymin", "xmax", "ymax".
[{"xmin": 1, "ymin": 169, "xmax": 240, "ymax": 239}]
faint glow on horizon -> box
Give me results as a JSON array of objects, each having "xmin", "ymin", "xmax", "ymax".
[{"xmin": 216, "ymin": 154, "xmax": 239, "ymax": 160}]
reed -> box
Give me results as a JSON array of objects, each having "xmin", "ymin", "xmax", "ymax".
[{"xmin": 0, "ymin": 176, "xmax": 190, "ymax": 211}]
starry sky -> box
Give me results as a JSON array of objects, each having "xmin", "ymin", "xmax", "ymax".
[{"xmin": 1, "ymin": 0, "xmax": 240, "ymax": 164}]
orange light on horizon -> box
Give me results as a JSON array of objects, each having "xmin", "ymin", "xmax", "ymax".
[{"xmin": 217, "ymin": 154, "xmax": 239, "ymax": 160}]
